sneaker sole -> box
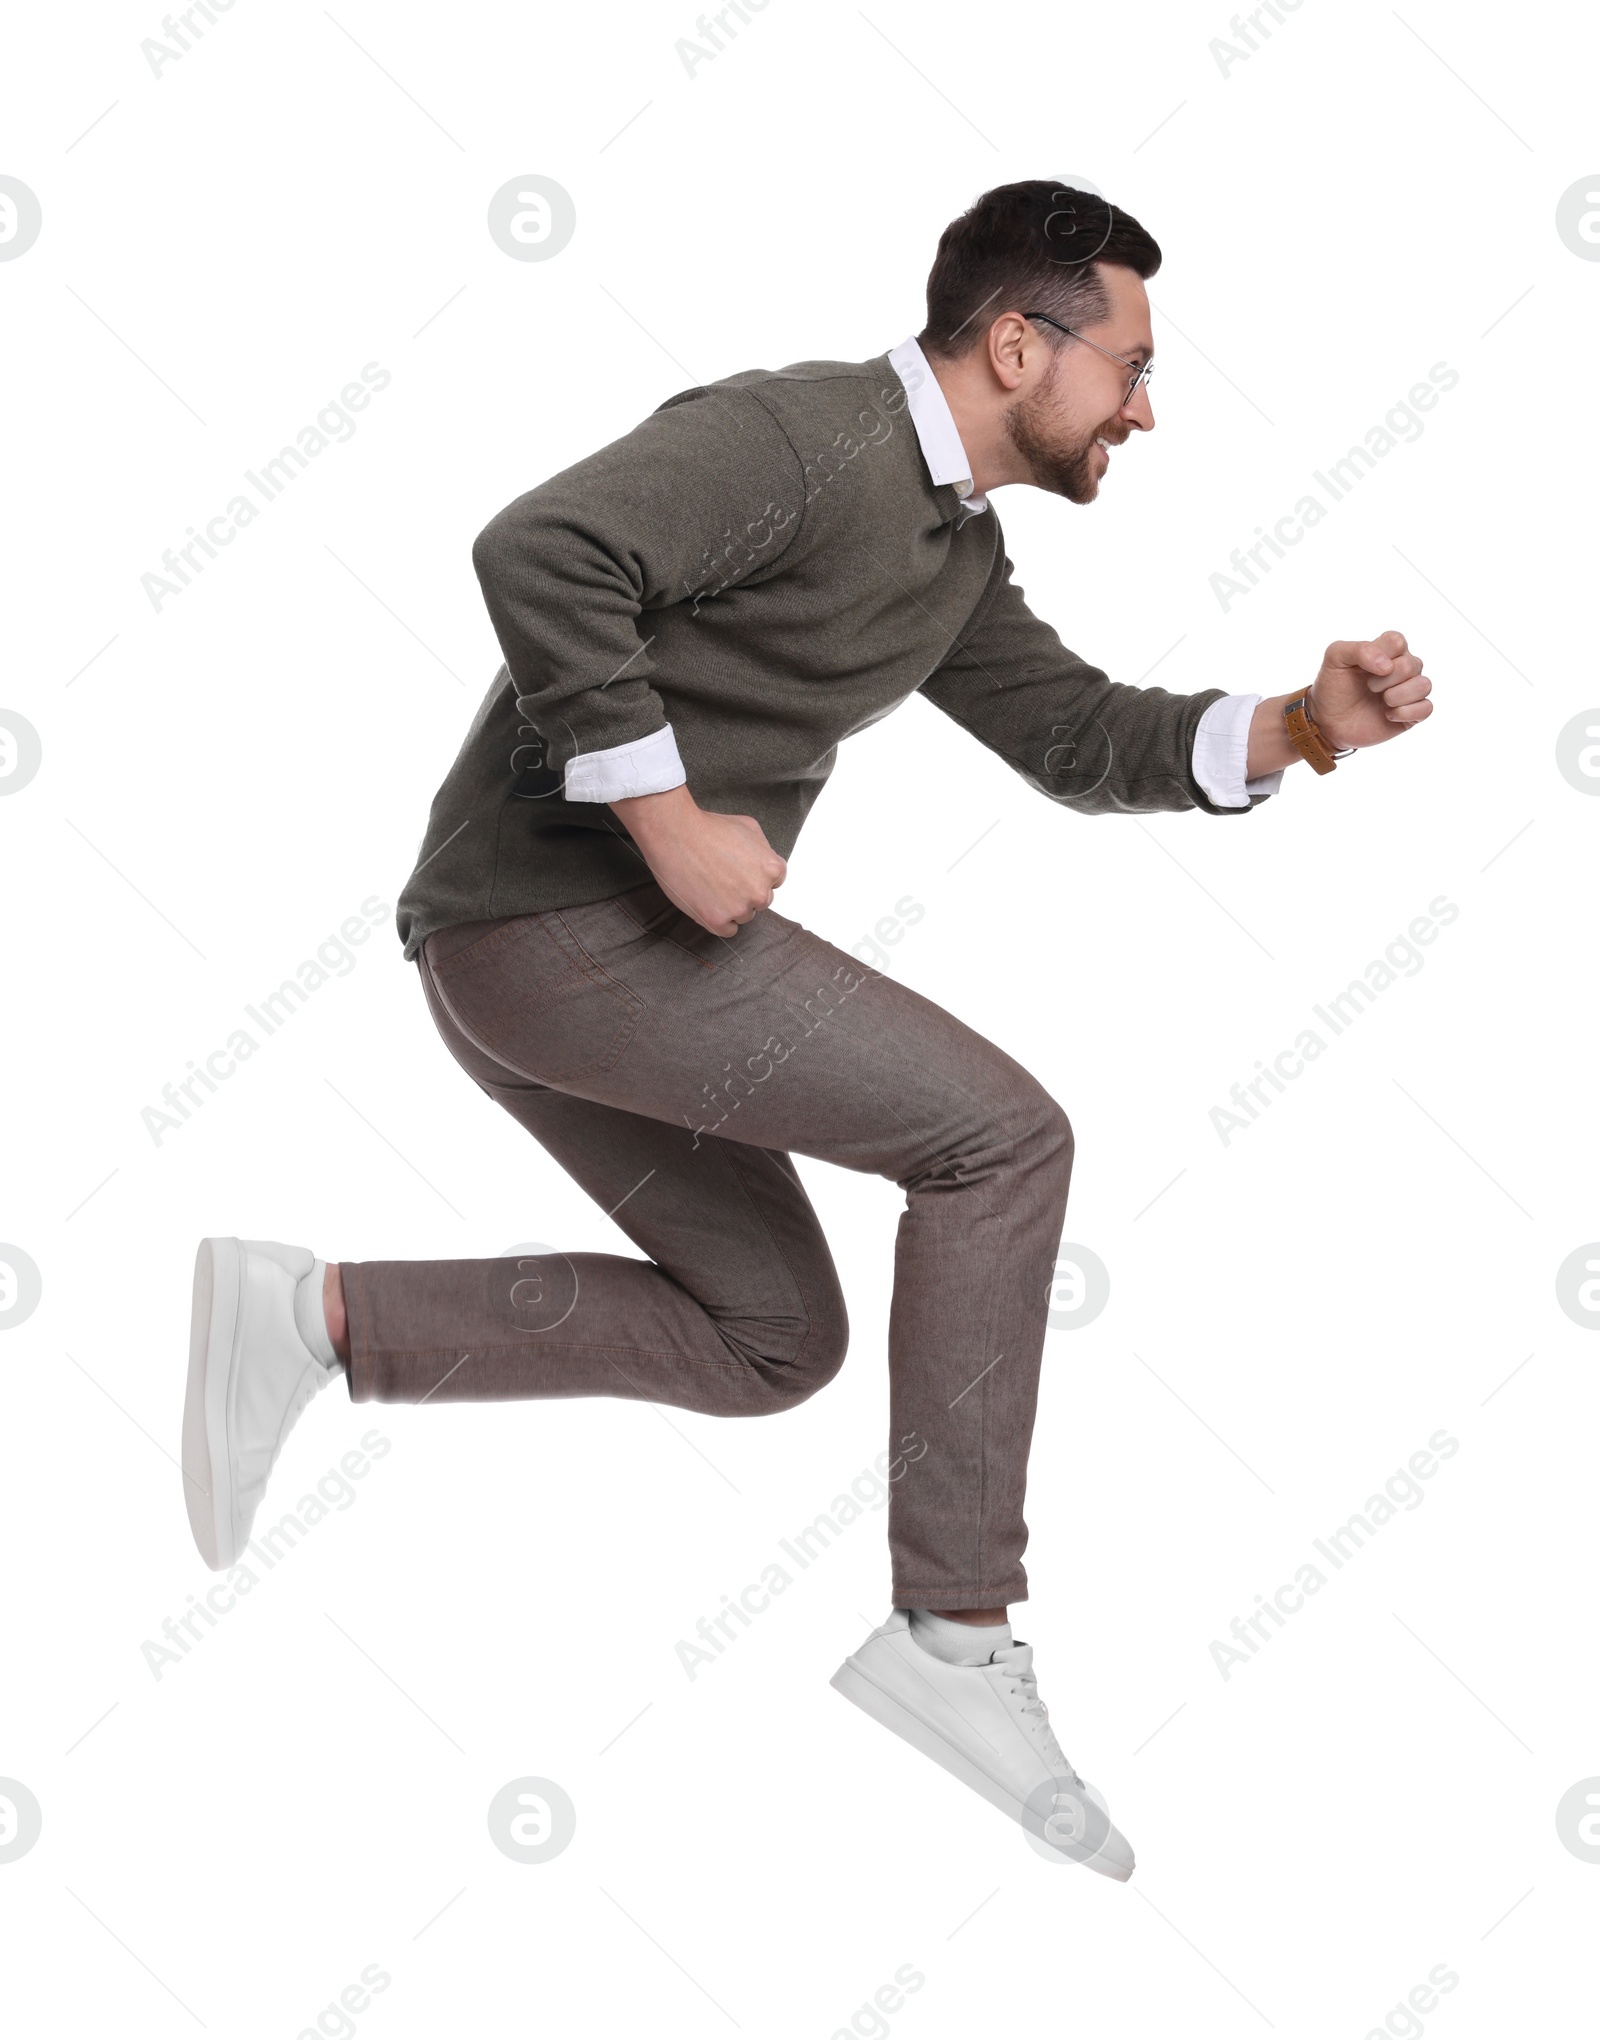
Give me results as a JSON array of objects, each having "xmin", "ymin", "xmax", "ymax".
[
  {"xmin": 182, "ymin": 1236, "xmax": 240, "ymax": 1571},
  {"xmin": 830, "ymin": 1658, "xmax": 1133, "ymax": 1881}
]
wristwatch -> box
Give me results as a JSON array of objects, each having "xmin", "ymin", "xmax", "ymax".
[{"xmin": 1283, "ymin": 693, "xmax": 1355, "ymax": 775}]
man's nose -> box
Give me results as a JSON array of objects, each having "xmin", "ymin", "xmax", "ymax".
[{"xmin": 1119, "ymin": 381, "xmax": 1154, "ymax": 431}]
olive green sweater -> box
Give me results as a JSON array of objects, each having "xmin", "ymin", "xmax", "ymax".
[{"xmin": 395, "ymin": 350, "xmax": 1257, "ymax": 960}]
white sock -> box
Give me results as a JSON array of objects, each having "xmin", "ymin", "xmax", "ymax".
[
  {"xmin": 293, "ymin": 1258, "xmax": 340, "ymax": 1368},
  {"xmin": 907, "ymin": 1607, "xmax": 1012, "ymax": 1666}
]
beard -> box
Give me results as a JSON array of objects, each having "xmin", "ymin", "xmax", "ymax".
[{"xmin": 1002, "ymin": 361, "xmax": 1110, "ymax": 504}]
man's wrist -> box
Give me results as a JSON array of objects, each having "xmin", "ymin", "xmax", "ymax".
[
  {"xmin": 1246, "ymin": 687, "xmax": 1354, "ymax": 778},
  {"xmin": 1247, "ymin": 692, "xmax": 1308, "ymax": 778},
  {"xmin": 611, "ymin": 781, "xmax": 698, "ymax": 845}
]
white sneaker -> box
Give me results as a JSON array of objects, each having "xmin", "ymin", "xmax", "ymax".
[
  {"xmin": 182, "ymin": 1237, "xmax": 343, "ymax": 1570},
  {"xmin": 830, "ymin": 1611, "xmax": 1136, "ymax": 1879}
]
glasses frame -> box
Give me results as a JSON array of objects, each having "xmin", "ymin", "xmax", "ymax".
[{"xmin": 1021, "ymin": 311, "xmax": 1154, "ymax": 405}]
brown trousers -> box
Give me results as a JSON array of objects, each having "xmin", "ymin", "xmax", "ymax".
[{"xmin": 341, "ymin": 881, "xmax": 1073, "ymax": 1608}]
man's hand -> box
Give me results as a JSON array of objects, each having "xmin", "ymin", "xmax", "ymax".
[
  {"xmin": 1307, "ymin": 630, "xmax": 1433, "ymax": 750},
  {"xmin": 1247, "ymin": 630, "xmax": 1434, "ymax": 777},
  {"xmin": 611, "ymin": 783, "xmax": 787, "ymax": 937}
]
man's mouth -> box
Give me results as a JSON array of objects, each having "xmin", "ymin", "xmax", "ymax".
[{"xmin": 1094, "ymin": 435, "xmax": 1113, "ymax": 464}]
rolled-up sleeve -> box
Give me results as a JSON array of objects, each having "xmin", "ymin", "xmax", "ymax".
[
  {"xmin": 562, "ymin": 723, "xmax": 688, "ymax": 803},
  {"xmin": 1191, "ymin": 692, "xmax": 1286, "ymax": 807}
]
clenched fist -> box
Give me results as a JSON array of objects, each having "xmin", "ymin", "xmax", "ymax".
[
  {"xmin": 611, "ymin": 784, "xmax": 787, "ymax": 937},
  {"xmin": 1307, "ymin": 630, "xmax": 1434, "ymax": 750},
  {"xmin": 1247, "ymin": 631, "xmax": 1436, "ymax": 778}
]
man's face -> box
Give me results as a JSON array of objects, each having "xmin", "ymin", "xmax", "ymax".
[{"xmin": 1001, "ymin": 264, "xmax": 1154, "ymax": 505}]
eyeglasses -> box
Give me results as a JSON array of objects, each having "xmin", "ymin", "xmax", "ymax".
[{"xmin": 1022, "ymin": 311, "xmax": 1154, "ymax": 405}]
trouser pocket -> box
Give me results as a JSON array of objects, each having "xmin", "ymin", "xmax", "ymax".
[{"xmin": 423, "ymin": 912, "xmax": 644, "ymax": 1084}]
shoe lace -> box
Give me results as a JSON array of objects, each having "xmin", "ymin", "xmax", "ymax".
[{"xmin": 1006, "ymin": 1662, "xmax": 1082, "ymax": 1785}]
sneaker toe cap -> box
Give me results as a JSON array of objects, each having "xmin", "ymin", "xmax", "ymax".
[{"xmin": 1085, "ymin": 1821, "xmax": 1135, "ymax": 1881}]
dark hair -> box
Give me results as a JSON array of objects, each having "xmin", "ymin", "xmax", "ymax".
[{"xmin": 917, "ymin": 180, "xmax": 1162, "ymax": 360}]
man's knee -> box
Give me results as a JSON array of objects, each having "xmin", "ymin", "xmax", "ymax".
[
  {"xmin": 783, "ymin": 1296, "xmax": 850, "ymax": 1404},
  {"xmin": 1032, "ymin": 1092, "xmax": 1074, "ymax": 1173},
  {"xmin": 981, "ymin": 1081, "xmax": 1074, "ymax": 1187},
  {"xmin": 722, "ymin": 1278, "xmax": 849, "ymax": 1410},
  {"xmin": 903, "ymin": 1068, "xmax": 1073, "ymax": 1196}
]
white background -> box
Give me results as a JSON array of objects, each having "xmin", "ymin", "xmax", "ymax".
[{"xmin": 3, "ymin": 0, "xmax": 1598, "ymax": 2033}]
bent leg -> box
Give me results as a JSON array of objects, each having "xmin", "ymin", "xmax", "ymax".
[{"xmin": 342, "ymin": 937, "xmax": 848, "ymax": 1416}]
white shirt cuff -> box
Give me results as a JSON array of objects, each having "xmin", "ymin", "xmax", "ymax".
[
  {"xmin": 1192, "ymin": 693, "xmax": 1285, "ymax": 808},
  {"xmin": 563, "ymin": 724, "xmax": 687, "ymax": 803}
]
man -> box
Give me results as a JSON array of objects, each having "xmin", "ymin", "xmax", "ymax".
[{"xmin": 181, "ymin": 180, "xmax": 1432, "ymax": 1877}]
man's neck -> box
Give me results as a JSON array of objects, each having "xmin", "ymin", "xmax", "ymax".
[{"xmin": 923, "ymin": 348, "xmax": 1031, "ymax": 498}]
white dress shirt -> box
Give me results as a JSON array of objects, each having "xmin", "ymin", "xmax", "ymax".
[{"xmin": 564, "ymin": 337, "xmax": 1284, "ymax": 811}]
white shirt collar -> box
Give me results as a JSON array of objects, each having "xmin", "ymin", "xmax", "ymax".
[{"xmin": 886, "ymin": 335, "xmax": 989, "ymax": 520}]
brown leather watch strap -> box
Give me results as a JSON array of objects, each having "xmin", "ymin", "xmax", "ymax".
[{"xmin": 1283, "ymin": 694, "xmax": 1349, "ymax": 774}]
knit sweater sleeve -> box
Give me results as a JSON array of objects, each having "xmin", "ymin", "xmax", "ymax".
[
  {"xmin": 917, "ymin": 541, "xmax": 1267, "ymax": 817},
  {"xmin": 470, "ymin": 385, "xmax": 807, "ymax": 781}
]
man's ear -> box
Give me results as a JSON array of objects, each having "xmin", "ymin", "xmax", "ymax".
[{"xmin": 986, "ymin": 312, "xmax": 1033, "ymax": 390}]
